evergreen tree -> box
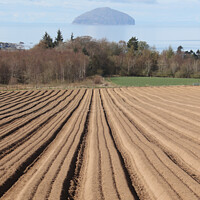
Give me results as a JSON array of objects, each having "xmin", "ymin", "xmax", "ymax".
[
  {"xmin": 71, "ymin": 33, "xmax": 74, "ymax": 41},
  {"xmin": 196, "ymin": 49, "xmax": 200, "ymax": 59},
  {"xmin": 54, "ymin": 29, "xmax": 63, "ymax": 46},
  {"xmin": 177, "ymin": 45, "xmax": 183, "ymax": 54},
  {"xmin": 127, "ymin": 37, "xmax": 138, "ymax": 51},
  {"xmin": 42, "ymin": 32, "xmax": 54, "ymax": 48}
]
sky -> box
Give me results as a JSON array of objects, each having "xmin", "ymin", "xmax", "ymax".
[{"xmin": 0, "ymin": 0, "xmax": 200, "ymax": 25}]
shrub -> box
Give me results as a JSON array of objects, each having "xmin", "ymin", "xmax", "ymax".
[{"xmin": 93, "ymin": 76, "xmax": 103, "ymax": 84}]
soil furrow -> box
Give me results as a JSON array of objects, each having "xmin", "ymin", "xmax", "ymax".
[
  {"xmin": 0, "ymin": 90, "xmax": 87, "ymax": 198},
  {"xmin": 0, "ymin": 91, "xmax": 83, "ymax": 171},
  {"xmin": 0, "ymin": 91, "xmax": 29, "ymax": 103},
  {"xmin": 0, "ymin": 91, "xmax": 15, "ymax": 99},
  {"xmin": 133, "ymin": 87, "xmax": 200, "ymax": 110},
  {"xmin": 13, "ymin": 90, "xmax": 92, "ymax": 200},
  {"xmin": 140, "ymin": 87, "xmax": 200, "ymax": 105},
  {"xmin": 0, "ymin": 86, "xmax": 200, "ymax": 200},
  {"xmin": 0, "ymin": 90, "xmax": 38, "ymax": 105},
  {"xmin": 60, "ymin": 90, "xmax": 93, "ymax": 200},
  {"xmin": 108, "ymin": 88, "xmax": 200, "ymax": 198},
  {"xmin": 115, "ymin": 88, "xmax": 200, "ymax": 145},
  {"xmin": 0, "ymin": 90, "xmax": 47, "ymax": 110},
  {"xmin": 0, "ymin": 90, "xmax": 73, "ymax": 140},
  {"xmin": 98, "ymin": 90, "xmax": 121, "ymax": 200},
  {"xmin": 0, "ymin": 90, "xmax": 56, "ymax": 117},
  {"xmin": 127, "ymin": 88, "xmax": 200, "ymax": 121},
  {"xmin": 99, "ymin": 89, "xmax": 140, "ymax": 200},
  {"xmin": 0, "ymin": 90, "xmax": 76, "ymax": 159},
  {"xmin": 78, "ymin": 90, "xmax": 123, "ymax": 200},
  {"xmin": 103, "ymin": 89, "xmax": 199, "ymax": 199},
  {"xmin": 124, "ymin": 88, "xmax": 200, "ymax": 128},
  {"xmin": 105, "ymin": 89, "xmax": 176, "ymax": 199},
  {"xmin": 0, "ymin": 90, "xmax": 62, "ymax": 125},
  {"xmin": 118, "ymin": 88, "xmax": 200, "ymax": 160},
  {"xmin": 116, "ymin": 88, "xmax": 200, "ymax": 156},
  {"xmin": 79, "ymin": 90, "xmax": 105, "ymax": 200}
]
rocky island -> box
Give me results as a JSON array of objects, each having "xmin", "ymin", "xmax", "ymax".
[{"xmin": 73, "ymin": 7, "xmax": 135, "ymax": 25}]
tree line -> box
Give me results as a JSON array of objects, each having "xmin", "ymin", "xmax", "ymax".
[{"xmin": 0, "ymin": 30, "xmax": 200, "ymax": 85}]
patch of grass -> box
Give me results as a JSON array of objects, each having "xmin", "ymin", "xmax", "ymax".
[
  {"xmin": 0, "ymin": 76, "xmax": 115, "ymax": 91},
  {"xmin": 107, "ymin": 77, "xmax": 200, "ymax": 87}
]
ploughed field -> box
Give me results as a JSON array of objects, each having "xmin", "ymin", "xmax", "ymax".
[{"xmin": 0, "ymin": 87, "xmax": 200, "ymax": 200}]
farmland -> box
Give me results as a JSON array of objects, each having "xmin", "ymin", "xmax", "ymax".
[
  {"xmin": 108, "ymin": 76, "xmax": 200, "ymax": 87},
  {"xmin": 0, "ymin": 86, "xmax": 200, "ymax": 200}
]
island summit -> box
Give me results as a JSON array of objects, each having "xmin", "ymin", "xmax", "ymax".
[{"xmin": 73, "ymin": 7, "xmax": 135, "ymax": 25}]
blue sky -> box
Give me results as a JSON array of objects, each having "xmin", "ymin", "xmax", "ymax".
[{"xmin": 0, "ymin": 0, "xmax": 200, "ymax": 25}]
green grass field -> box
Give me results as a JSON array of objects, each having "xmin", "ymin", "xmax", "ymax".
[{"xmin": 107, "ymin": 77, "xmax": 200, "ymax": 87}]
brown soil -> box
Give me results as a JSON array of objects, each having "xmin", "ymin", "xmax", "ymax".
[{"xmin": 0, "ymin": 86, "xmax": 200, "ymax": 200}]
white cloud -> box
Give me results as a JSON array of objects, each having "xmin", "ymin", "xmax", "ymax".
[
  {"xmin": 157, "ymin": 0, "xmax": 199, "ymax": 3},
  {"xmin": 0, "ymin": 0, "xmax": 157, "ymax": 6},
  {"xmin": 0, "ymin": 0, "xmax": 200, "ymax": 24},
  {"xmin": 88, "ymin": 0, "xmax": 157, "ymax": 3}
]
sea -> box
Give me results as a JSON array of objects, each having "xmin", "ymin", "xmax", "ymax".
[{"xmin": 1, "ymin": 22, "xmax": 200, "ymax": 52}]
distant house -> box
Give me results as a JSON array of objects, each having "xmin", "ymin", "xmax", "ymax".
[{"xmin": 0, "ymin": 42, "xmax": 24, "ymax": 50}]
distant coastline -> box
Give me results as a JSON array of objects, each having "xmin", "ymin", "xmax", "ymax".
[{"xmin": 1, "ymin": 23, "xmax": 200, "ymax": 52}]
